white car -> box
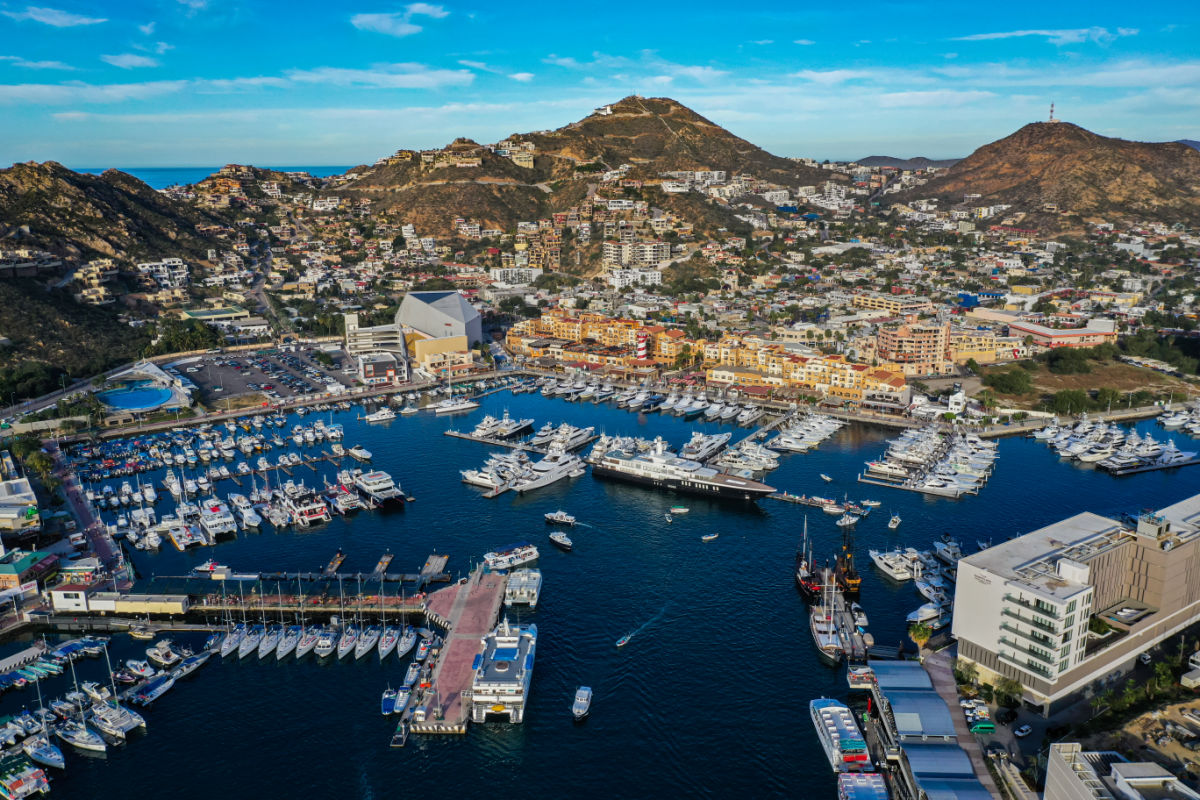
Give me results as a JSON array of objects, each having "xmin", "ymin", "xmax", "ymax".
[{"xmin": 1014, "ymin": 724, "xmax": 1033, "ymax": 738}]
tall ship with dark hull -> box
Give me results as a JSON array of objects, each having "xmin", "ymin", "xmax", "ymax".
[{"xmin": 588, "ymin": 437, "xmax": 774, "ymax": 500}]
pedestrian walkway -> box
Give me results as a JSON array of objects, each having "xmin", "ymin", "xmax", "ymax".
[{"xmin": 923, "ymin": 649, "xmax": 1003, "ymax": 798}]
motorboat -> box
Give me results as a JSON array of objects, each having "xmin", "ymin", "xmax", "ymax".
[
  {"xmin": 888, "ymin": 514, "xmax": 901, "ymax": 530},
  {"xmin": 544, "ymin": 509, "xmax": 576, "ymax": 526},
  {"xmin": 549, "ymin": 531, "xmax": 573, "ymax": 551},
  {"xmin": 572, "ymin": 686, "xmax": 593, "ymax": 721},
  {"xmin": 314, "ymin": 627, "xmax": 338, "ymax": 658},
  {"xmin": 381, "ymin": 688, "xmax": 398, "ymax": 716},
  {"xmin": 145, "ymin": 640, "xmax": 183, "ymax": 669}
]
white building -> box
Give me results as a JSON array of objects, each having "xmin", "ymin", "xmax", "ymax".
[
  {"xmin": 606, "ymin": 269, "xmax": 663, "ymax": 289},
  {"xmin": 137, "ymin": 257, "xmax": 189, "ymax": 289},
  {"xmin": 953, "ymin": 495, "xmax": 1200, "ymax": 715},
  {"xmin": 489, "ymin": 267, "xmax": 543, "ymax": 285}
]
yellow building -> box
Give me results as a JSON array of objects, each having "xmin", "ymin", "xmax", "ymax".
[{"xmin": 408, "ymin": 333, "xmax": 473, "ymax": 377}]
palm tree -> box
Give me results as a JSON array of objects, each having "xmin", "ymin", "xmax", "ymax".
[{"xmin": 908, "ymin": 622, "xmax": 932, "ymax": 651}]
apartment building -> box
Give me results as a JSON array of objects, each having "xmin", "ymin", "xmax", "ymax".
[
  {"xmin": 1046, "ymin": 744, "xmax": 1200, "ymax": 800},
  {"xmin": 852, "ymin": 292, "xmax": 935, "ymax": 316},
  {"xmin": 875, "ymin": 321, "xmax": 950, "ymax": 376},
  {"xmin": 606, "ymin": 269, "xmax": 663, "ymax": 289},
  {"xmin": 137, "ymin": 257, "xmax": 189, "ymax": 289},
  {"xmin": 602, "ymin": 240, "xmax": 671, "ymax": 268},
  {"xmin": 953, "ymin": 494, "xmax": 1200, "ymax": 715}
]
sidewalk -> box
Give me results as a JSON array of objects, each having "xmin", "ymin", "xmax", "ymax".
[{"xmin": 923, "ymin": 648, "xmax": 1003, "ymax": 798}]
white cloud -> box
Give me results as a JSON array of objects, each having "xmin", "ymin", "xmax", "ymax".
[
  {"xmin": 285, "ymin": 63, "xmax": 473, "ymax": 89},
  {"xmin": 0, "ymin": 80, "xmax": 186, "ymax": 104},
  {"xmin": 177, "ymin": 0, "xmax": 207, "ymax": 10},
  {"xmin": 508, "ymin": 72, "xmax": 534, "ymax": 82},
  {"xmin": 542, "ymin": 55, "xmax": 581, "ymax": 69},
  {"xmin": 952, "ymin": 27, "xmax": 1138, "ymax": 45},
  {"xmin": 139, "ymin": 21, "xmax": 156, "ymax": 35},
  {"xmin": 350, "ymin": 3, "xmax": 447, "ymax": 37},
  {"xmin": 793, "ymin": 39, "xmax": 815, "ymax": 45},
  {"xmin": 458, "ymin": 60, "xmax": 492, "ymax": 71},
  {"xmin": 791, "ymin": 69, "xmax": 882, "ymax": 85},
  {"xmin": 1, "ymin": 6, "xmax": 106, "ymax": 26},
  {"xmin": 0, "ymin": 55, "xmax": 74, "ymax": 69},
  {"xmin": 670, "ymin": 65, "xmax": 728, "ymax": 82},
  {"xmin": 750, "ymin": 39, "xmax": 773, "ymax": 45},
  {"xmin": 101, "ymin": 54, "xmax": 159, "ymax": 69}
]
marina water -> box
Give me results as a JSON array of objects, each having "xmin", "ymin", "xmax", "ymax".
[{"xmin": 10, "ymin": 391, "xmax": 1199, "ymax": 798}]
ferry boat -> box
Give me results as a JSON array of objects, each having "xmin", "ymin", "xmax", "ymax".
[
  {"xmin": 484, "ymin": 543, "xmax": 540, "ymax": 570},
  {"xmin": 810, "ymin": 698, "xmax": 872, "ymax": 772},
  {"xmin": 469, "ymin": 620, "xmax": 537, "ymax": 724},
  {"xmin": 352, "ymin": 470, "xmax": 405, "ymax": 508},
  {"xmin": 504, "ymin": 569, "xmax": 543, "ymax": 607},
  {"xmin": 589, "ymin": 437, "xmax": 774, "ymax": 500}
]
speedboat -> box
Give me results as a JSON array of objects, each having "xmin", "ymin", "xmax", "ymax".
[
  {"xmin": 415, "ymin": 638, "xmax": 432, "ymax": 662},
  {"xmin": 616, "ymin": 633, "xmax": 633, "ymax": 648},
  {"xmin": 820, "ymin": 474, "xmax": 833, "ymax": 483},
  {"xmin": 403, "ymin": 662, "xmax": 421, "ymax": 687},
  {"xmin": 544, "ymin": 509, "xmax": 576, "ymax": 526},
  {"xmin": 888, "ymin": 514, "xmax": 901, "ymax": 530},
  {"xmin": 314, "ymin": 627, "xmax": 338, "ymax": 658},
  {"xmin": 381, "ymin": 687, "xmax": 398, "ymax": 716},
  {"xmin": 572, "ymin": 686, "xmax": 593, "ymax": 721},
  {"xmin": 125, "ymin": 659, "xmax": 155, "ymax": 678}
]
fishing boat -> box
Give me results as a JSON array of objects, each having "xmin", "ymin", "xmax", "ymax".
[
  {"xmin": 888, "ymin": 514, "xmax": 901, "ymax": 530},
  {"xmin": 549, "ymin": 531, "xmax": 573, "ymax": 551},
  {"xmin": 701, "ymin": 533, "xmax": 719, "ymax": 542},
  {"xmin": 616, "ymin": 633, "xmax": 633, "ymax": 648},
  {"xmin": 572, "ymin": 686, "xmax": 593, "ymax": 721}
]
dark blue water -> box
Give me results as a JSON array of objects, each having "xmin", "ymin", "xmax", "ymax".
[
  {"xmin": 8, "ymin": 394, "xmax": 1199, "ymax": 798},
  {"xmin": 74, "ymin": 166, "xmax": 352, "ymax": 189}
]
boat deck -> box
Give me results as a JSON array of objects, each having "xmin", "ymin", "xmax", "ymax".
[{"xmin": 411, "ymin": 569, "xmax": 508, "ymax": 735}]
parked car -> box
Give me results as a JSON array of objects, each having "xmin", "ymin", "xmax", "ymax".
[{"xmin": 1014, "ymin": 724, "xmax": 1033, "ymax": 738}]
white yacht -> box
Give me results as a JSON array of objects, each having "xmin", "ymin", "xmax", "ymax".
[
  {"xmin": 589, "ymin": 437, "xmax": 774, "ymax": 500},
  {"xmin": 198, "ymin": 498, "xmax": 238, "ymax": 540},
  {"xmin": 513, "ymin": 448, "xmax": 585, "ymax": 493},
  {"xmin": 352, "ymin": 470, "xmax": 405, "ymax": 508},
  {"xmin": 363, "ymin": 407, "xmax": 396, "ymax": 423},
  {"xmin": 435, "ymin": 397, "xmax": 481, "ymax": 415},
  {"xmin": 483, "ymin": 543, "xmax": 540, "ymax": 570},
  {"xmin": 868, "ymin": 549, "xmax": 912, "ymax": 581}
]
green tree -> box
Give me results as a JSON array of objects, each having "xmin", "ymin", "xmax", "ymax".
[
  {"xmin": 994, "ymin": 676, "xmax": 1024, "ymax": 708},
  {"xmin": 24, "ymin": 450, "xmax": 54, "ymax": 481},
  {"xmin": 908, "ymin": 622, "xmax": 932, "ymax": 651}
]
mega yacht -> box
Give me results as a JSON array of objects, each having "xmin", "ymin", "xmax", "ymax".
[
  {"xmin": 513, "ymin": 448, "xmax": 585, "ymax": 493},
  {"xmin": 679, "ymin": 431, "xmax": 731, "ymax": 462},
  {"xmin": 810, "ymin": 698, "xmax": 872, "ymax": 772},
  {"xmin": 589, "ymin": 437, "xmax": 774, "ymax": 500},
  {"xmin": 352, "ymin": 470, "xmax": 406, "ymax": 508}
]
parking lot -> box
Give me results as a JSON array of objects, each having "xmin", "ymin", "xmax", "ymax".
[{"xmin": 168, "ymin": 347, "xmax": 353, "ymax": 406}]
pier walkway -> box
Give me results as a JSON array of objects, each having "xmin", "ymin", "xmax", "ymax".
[{"xmin": 413, "ymin": 568, "xmax": 507, "ymax": 735}]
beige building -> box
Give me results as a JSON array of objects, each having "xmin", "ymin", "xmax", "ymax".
[
  {"xmin": 875, "ymin": 321, "xmax": 950, "ymax": 376},
  {"xmin": 953, "ymin": 494, "xmax": 1200, "ymax": 715}
]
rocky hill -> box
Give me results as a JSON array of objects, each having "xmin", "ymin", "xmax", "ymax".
[
  {"xmin": 908, "ymin": 122, "xmax": 1200, "ymax": 227},
  {"xmin": 0, "ymin": 161, "xmax": 221, "ymax": 260},
  {"xmin": 1179, "ymin": 140, "xmax": 1200, "ymax": 151},
  {"xmin": 857, "ymin": 155, "xmax": 960, "ymax": 170},
  {"xmin": 336, "ymin": 96, "xmax": 837, "ymax": 235}
]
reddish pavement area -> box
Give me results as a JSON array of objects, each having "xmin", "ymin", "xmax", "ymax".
[{"xmin": 423, "ymin": 571, "xmax": 507, "ymax": 726}]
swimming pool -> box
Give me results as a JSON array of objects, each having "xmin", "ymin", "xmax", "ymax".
[{"xmin": 96, "ymin": 381, "xmax": 174, "ymax": 411}]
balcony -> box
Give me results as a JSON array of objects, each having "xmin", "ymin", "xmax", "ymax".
[
  {"xmin": 1003, "ymin": 594, "xmax": 1060, "ymax": 620},
  {"xmin": 998, "ymin": 650, "xmax": 1054, "ymax": 679},
  {"xmin": 998, "ymin": 636, "xmax": 1057, "ymax": 666},
  {"xmin": 999, "ymin": 622, "xmax": 1058, "ymax": 650},
  {"xmin": 1001, "ymin": 607, "xmax": 1059, "ymax": 634}
]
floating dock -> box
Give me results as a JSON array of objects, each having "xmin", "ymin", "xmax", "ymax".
[
  {"xmin": 371, "ymin": 552, "xmax": 393, "ymax": 577},
  {"xmin": 856, "ymin": 473, "xmax": 970, "ymax": 499},
  {"xmin": 323, "ymin": 550, "xmax": 346, "ymax": 576},
  {"xmin": 445, "ymin": 429, "xmax": 599, "ymax": 453}
]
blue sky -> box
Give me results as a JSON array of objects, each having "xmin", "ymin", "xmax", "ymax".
[{"xmin": 0, "ymin": 0, "xmax": 1195, "ymax": 167}]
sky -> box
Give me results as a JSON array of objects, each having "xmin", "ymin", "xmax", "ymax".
[{"xmin": 0, "ymin": 0, "xmax": 1195, "ymax": 167}]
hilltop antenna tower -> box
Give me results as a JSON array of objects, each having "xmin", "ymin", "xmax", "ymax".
[{"xmin": 1048, "ymin": 102, "xmax": 1060, "ymax": 123}]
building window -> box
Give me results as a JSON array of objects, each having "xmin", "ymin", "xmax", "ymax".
[
  {"xmin": 1066, "ymin": 600, "xmax": 1077, "ymax": 614},
  {"xmin": 1059, "ymin": 660, "xmax": 1069, "ymax": 673}
]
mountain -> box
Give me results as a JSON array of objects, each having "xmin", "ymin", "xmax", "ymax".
[
  {"xmin": 856, "ymin": 155, "xmax": 960, "ymax": 169},
  {"xmin": 908, "ymin": 122, "xmax": 1200, "ymax": 227},
  {"xmin": 1179, "ymin": 140, "xmax": 1200, "ymax": 151},
  {"xmin": 0, "ymin": 161, "xmax": 219, "ymax": 260},
  {"xmin": 337, "ymin": 96, "xmax": 838, "ymax": 235}
]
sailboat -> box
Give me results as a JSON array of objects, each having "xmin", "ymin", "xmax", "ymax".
[
  {"xmin": 277, "ymin": 578, "xmax": 304, "ymax": 659},
  {"xmin": 23, "ymin": 677, "xmax": 65, "ymax": 769},
  {"xmin": 257, "ymin": 584, "xmax": 284, "ymax": 659},
  {"xmin": 396, "ymin": 625, "xmax": 418, "ymax": 659},
  {"xmin": 377, "ymin": 581, "xmax": 400, "ymax": 660},
  {"xmin": 336, "ymin": 578, "xmax": 359, "ymax": 659},
  {"xmin": 56, "ymin": 657, "xmax": 106, "ymax": 752},
  {"xmin": 355, "ymin": 577, "xmax": 382, "ymax": 659}
]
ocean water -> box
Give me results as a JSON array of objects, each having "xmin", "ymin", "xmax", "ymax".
[
  {"xmin": 74, "ymin": 166, "xmax": 352, "ymax": 190},
  {"xmin": 7, "ymin": 392, "xmax": 1199, "ymax": 798}
]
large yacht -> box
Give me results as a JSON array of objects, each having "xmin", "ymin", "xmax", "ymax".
[
  {"xmin": 513, "ymin": 448, "xmax": 585, "ymax": 494},
  {"xmin": 352, "ymin": 470, "xmax": 406, "ymax": 508},
  {"xmin": 469, "ymin": 619, "xmax": 537, "ymax": 724},
  {"xmin": 810, "ymin": 698, "xmax": 872, "ymax": 772},
  {"xmin": 589, "ymin": 437, "xmax": 774, "ymax": 500}
]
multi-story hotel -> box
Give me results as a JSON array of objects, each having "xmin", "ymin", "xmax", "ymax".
[
  {"xmin": 952, "ymin": 492, "xmax": 1200, "ymax": 715},
  {"xmin": 875, "ymin": 321, "xmax": 950, "ymax": 376}
]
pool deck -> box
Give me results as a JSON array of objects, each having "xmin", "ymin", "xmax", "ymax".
[{"xmin": 413, "ymin": 568, "xmax": 508, "ymax": 734}]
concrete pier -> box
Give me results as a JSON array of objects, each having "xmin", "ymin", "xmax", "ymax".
[{"xmin": 411, "ymin": 568, "xmax": 508, "ymax": 735}]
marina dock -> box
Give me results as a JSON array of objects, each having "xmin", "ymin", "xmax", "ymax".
[
  {"xmin": 444, "ymin": 429, "xmax": 599, "ymax": 453},
  {"xmin": 829, "ymin": 588, "xmax": 870, "ymax": 663},
  {"xmin": 371, "ymin": 552, "xmax": 393, "ymax": 577},
  {"xmin": 411, "ymin": 568, "xmax": 508, "ymax": 735},
  {"xmin": 1102, "ymin": 457, "xmax": 1200, "ymax": 476}
]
